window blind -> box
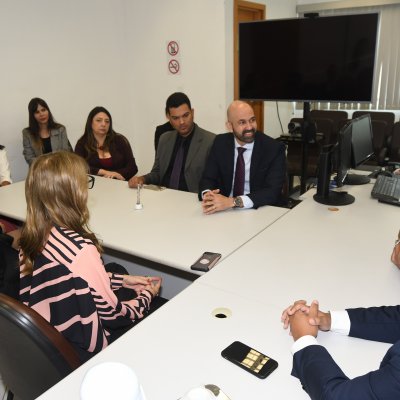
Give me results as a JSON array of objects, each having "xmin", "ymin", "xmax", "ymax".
[{"xmin": 297, "ymin": 4, "xmax": 400, "ymax": 111}]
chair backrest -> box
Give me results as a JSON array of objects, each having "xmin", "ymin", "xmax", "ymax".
[
  {"xmin": 0, "ymin": 293, "xmax": 81, "ymax": 400},
  {"xmin": 370, "ymin": 120, "xmax": 389, "ymax": 165},
  {"xmin": 0, "ymin": 240, "xmax": 19, "ymax": 299},
  {"xmin": 352, "ymin": 111, "xmax": 395, "ymax": 138},
  {"xmin": 389, "ymin": 122, "xmax": 400, "ymax": 162},
  {"xmin": 310, "ymin": 110, "xmax": 348, "ymax": 135},
  {"xmin": 314, "ymin": 118, "xmax": 334, "ymax": 145}
]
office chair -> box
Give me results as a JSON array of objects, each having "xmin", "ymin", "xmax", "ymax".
[
  {"xmin": 310, "ymin": 110, "xmax": 348, "ymax": 139},
  {"xmin": 286, "ymin": 118, "xmax": 334, "ymax": 191},
  {"xmin": 388, "ymin": 122, "xmax": 400, "ymax": 162},
  {"xmin": 0, "ymin": 293, "xmax": 81, "ymax": 400},
  {"xmin": 369, "ymin": 120, "xmax": 389, "ymax": 165},
  {"xmin": 0, "ymin": 239, "xmax": 19, "ymax": 299}
]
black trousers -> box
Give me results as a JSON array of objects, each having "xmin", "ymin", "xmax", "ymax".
[{"xmin": 104, "ymin": 262, "xmax": 168, "ymax": 343}]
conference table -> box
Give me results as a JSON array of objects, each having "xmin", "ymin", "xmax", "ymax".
[
  {"xmin": 197, "ymin": 181, "xmax": 400, "ymax": 309},
  {"xmin": 0, "ymin": 177, "xmax": 289, "ymax": 298},
  {"xmin": 36, "ymin": 179, "xmax": 400, "ymax": 399},
  {"xmin": 0, "ymin": 177, "xmax": 288, "ymax": 274}
]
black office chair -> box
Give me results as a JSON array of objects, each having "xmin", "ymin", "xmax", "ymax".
[
  {"xmin": 286, "ymin": 118, "xmax": 334, "ymax": 191},
  {"xmin": 388, "ymin": 122, "xmax": 400, "ymax": 162},
  {"xmin": 0, "ymin": 239, "xmax": 19, "ymax": 299},
  {"xmin": 369, "ymin": 120, "xmax": 389, "ymax": 165},
  {"xmin": 0, "ymin": 293, "xmax": 81, "ymax": 400}
]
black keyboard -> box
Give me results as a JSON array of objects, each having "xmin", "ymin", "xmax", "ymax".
[{"xmin": 371, "ymin": 175, "xmax": 400, "ymax": 203}]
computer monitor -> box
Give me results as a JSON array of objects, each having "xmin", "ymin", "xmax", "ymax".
[
  {"xmin": 313, "ymin": 122, "xmax": 355, "ymax": 206},
  {"xmin": 239, "ymin": 14, "xmax": 379, "ymax": 102},
  {"xmin": 344, "ymin": 114, "xmax": 373, "ymax": 185},
  {"xmin": 336, "ymin": 121, "xmax": 353, "ymax": 188}
]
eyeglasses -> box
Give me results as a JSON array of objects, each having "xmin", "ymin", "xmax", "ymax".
[{"xmin": 88, "ymin": 175, "xmax": 95, "ymax": 189}]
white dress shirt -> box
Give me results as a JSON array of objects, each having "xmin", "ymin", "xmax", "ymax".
[
  {"xmin": 291, "ymin": 310, "xmax": 351, "ymax": 354},
  {"xmin": 230, "ymin": 139, "xmax": 254, "ymax": 209},
  {"xmin": 0, "ymin": 148, "xmax": 12, "ymax": 184}
]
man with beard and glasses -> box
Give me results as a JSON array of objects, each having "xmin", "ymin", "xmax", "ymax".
[{"xmin": 199, "ymin": 101, "xmax": 286, "ymax": 214}]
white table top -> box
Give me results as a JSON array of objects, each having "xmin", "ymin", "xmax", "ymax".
[
  {"xmin": 197, "ymin": 182, "xmax": 400, "ymax": 311},
  {"xmin": 37, "ymin": 280, "xmax": 391, "ymax": 400},
  {"xmin": 6, "ymin": 179, "xmax": 399, "ymax": 400},
  {"xmin": 0, "ymin": 178, "xmax": 289, "ymax": 273}
]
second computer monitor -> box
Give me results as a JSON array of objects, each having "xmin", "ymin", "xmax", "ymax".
[
  {"xmin": 336, "ymin": 121, "xmax": 353, "ymax": 187},
  {"xmin": 345, "ymin": 114, "xmax": 374, "ymax": 185},
  {"xmin": 352, "ymin": 114, "xmax": 374, "ymax": 167}
]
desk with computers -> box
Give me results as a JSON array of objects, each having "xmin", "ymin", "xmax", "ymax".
[{"xmin": 312, "ymin": 113, "xmax": 400, "ymax": 207}]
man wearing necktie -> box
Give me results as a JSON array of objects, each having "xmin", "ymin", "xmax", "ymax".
[
  {"xmin": 200, "ymin": 100, "xmax": 286, "ymax": 214},
  {"xmin": 129, "ymin": 93, "xmax": 215, "ymax": 193}
]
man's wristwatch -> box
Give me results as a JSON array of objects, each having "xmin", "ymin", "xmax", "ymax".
[{"xmin": 233, "ymin": 196, "xmax": 243, "ymax": 208}]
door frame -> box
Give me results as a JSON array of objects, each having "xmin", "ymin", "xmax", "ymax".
[{"xmin": 233, "ymin": 0, "xmax": 266, "ymax": 130}]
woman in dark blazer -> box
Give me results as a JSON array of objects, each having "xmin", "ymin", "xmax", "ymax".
[{"xmin": 75, "ymin": 106, "xmax": 138, "ymax": 180}]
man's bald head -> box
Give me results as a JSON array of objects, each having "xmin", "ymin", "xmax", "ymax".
[
  {"xmin": 227, "ymin": 100, "xmax": 254, "ymax": 122},
  {"xmin": 226, "ymin": 101, "xmax": 257, "ymax": 145}
]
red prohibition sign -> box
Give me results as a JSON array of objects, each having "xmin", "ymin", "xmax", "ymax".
[
  {"xmin": 167, "ymin": 41, "xmax": 179, "ymax": 56},
  {"xmin": 168, "ymin": 59, "xmax": 180, "ymax": 74}
]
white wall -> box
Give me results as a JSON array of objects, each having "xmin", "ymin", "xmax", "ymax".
[
  {"xmin": 0, "ymin": 0, "xmax": 129, "ymax": 182},
  {"xmin": 125, "ymin": 0, "xmax": 228, "ymax": 173},
  {"xmin": 0, "ymin": 0, "xmax": 297, "ymax": 182}
]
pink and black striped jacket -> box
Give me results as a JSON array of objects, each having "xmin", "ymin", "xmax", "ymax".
[{"xmin": 20, "ymin": 226, "xmax": 152, "ymax": 355}]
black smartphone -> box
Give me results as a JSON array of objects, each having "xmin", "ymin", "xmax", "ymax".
[
  {"xmin": 221, "ymin": 341, "xmax": 278, "ymax": 379},
  {"xmin": 190, "ymin": 252, "xmax": 221, "ymax": 272}
]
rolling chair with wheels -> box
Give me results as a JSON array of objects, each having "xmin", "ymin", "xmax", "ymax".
[{"xmin": 0, "ymin": 293, "xmax": 81, "ymax": 400}]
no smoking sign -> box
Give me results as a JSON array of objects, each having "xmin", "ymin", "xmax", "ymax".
[
  {"xmin": 168, "ymin": 59, "xmax": 180, "ymax": 74},
  {"xmin": 166, "ymin": 40, "xmax": 181, "ymax": 75}
]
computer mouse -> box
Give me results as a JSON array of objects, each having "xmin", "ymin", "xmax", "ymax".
[{"xmin": 377, "ymin": 170, "xmax": 393, "ymax": 178}]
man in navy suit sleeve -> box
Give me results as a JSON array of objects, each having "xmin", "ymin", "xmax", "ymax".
[
  {"xmin": 199, "ymin": 100, "xmax": 286, "ymax": 214},
  {"xmin": 281, "ymin": 300, "xmax": 400, "ymax": 400}
]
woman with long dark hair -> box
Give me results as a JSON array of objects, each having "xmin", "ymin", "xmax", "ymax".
[
  {"xmin": 75, "ymin": 106, "xmax": 138, "ymax": 180},
  {"xmin": 22, "ymin": 98, "xmax": 72, "ymax": 165},
  {"xmin": 19, "ymin": 151, "xmax": 161, "ymax": 361}
]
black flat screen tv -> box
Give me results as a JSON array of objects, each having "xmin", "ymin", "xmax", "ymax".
[{"xmin": 239, "ymin": 13, "xmax": 379, "ymax": 102}]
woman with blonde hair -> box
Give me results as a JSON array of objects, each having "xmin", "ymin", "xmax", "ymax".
[
  {"xmin": 22, "ymin": 98, "xmax": 72, "ymax": 165},
  {"xmin": 19, "ymin": 151, "xmax": 161, "ymax": 361}
]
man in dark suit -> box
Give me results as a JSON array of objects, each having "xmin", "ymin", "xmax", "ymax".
[
  {"xmin": 281, "ymin": 299, "xmax": 400, "ymax": 399},
  {"xmin": 129, "ymin": 93, "xmax": 215, "ymax": 193},
  {"xmin": 199, "ymin": 100, "xmax": 286, "ymax": 214}
]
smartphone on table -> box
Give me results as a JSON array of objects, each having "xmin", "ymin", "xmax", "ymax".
[
  {"xmin": 190, "ymin": 252, "xmax": 221, "ymax": 272},
  {"xmin": 221, "ymin": 341, "xmax": 278, "ymax": 379}
]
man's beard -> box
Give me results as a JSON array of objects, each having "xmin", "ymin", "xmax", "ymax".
[{"xmin": 235, "ymin": 128, "xmax": 256, "ymax": 143}]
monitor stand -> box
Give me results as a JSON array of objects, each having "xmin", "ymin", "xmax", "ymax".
[
  {"xmin": 313, "ymin": 144, "xmax": 355, "ymax": 206},
  {"xmin": 344, "ymin": 174, "xmax": 370, "ymax": 185},
  {"xmin": 313, "ymin": 191, "xmax": 355, "ymax": 206}
]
